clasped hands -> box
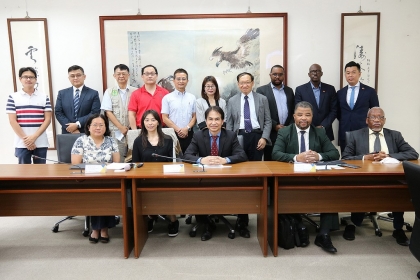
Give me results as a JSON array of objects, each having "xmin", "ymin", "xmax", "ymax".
[
  {"xmin": 296, "ymin": 150, "xmax": 320, "ymax": 163},
  {"xmin": 365, "ymin": 151, "xmax": 389, "ymax": 161},
  {"xmin": 200, "ymin": 156, "xmax": 227, "ymax": 165},
  {"xmin": 66, "ymin": 123, "xmax": 80, "ymax": 133},
  {"xmin": 176, "ymin": 127, "xmax": 189, "ymax": 138},
  {"xmin": 23, "ymin": 134, "xmax": 37, "ymax": 150}
]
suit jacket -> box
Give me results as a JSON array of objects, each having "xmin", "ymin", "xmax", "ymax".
[
  {"xmin": 341, "ymin": 127, "xmax": 418, "ymax": 160},
  {"xmin": 183, "ymin": 129, "xmax": 248, "ymax": 164},
  {"xmin": 272, "ymin": 124, "xmax": 340, "ymax": 163},
  {"xmin": 336, "ymin": 83, "xmax": 379, "ymax": 142},
  {"xmin": 226, "ymin": 91, "xmax": 272, "ymax": 145},
  {"xmin": 256, "ymin": 83, "xmax": 294, "ymax": 143},
  {"xmin": 295, "ymin": 82, "xmax": 337, "ymax": 141},
  {"xmin": 55, "ymin": 86, "xmax": 101, "ymax": 134}
]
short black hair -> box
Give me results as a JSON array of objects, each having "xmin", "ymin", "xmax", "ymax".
[
  {"xmin": 294, "ymin": 101, "xmax": 313, "ymax": 113},
  {"xmin": 345, "ymin": 61, "xmax": 361, "ymax": 72},
  {"xmin": 114, "ymin": 64, "xmax": 129, "ymax": 73},
  {"xmin": 270, "ymin": 65, "xmax": 284, "ymax": 73},
  {"xmin": 68, "ymin": 65, "xmax": 84, "ymax": 73},
  {"xmin": 174, "ymin": 68, "xmax": 188, "ymax": 80},
  {"xmin": 141, "ymin": 65, "xmax": 158, "ymax": 75},
  {"xmin": 236, "ymin": 72, "xmax": 254, "ymax": 82},
  {"xmin": 19, "ymin": 67, "xmax": 37, "ymax": 78},
  {"xmin": 205, "ymin": 106, "xmax": 224, "ymax": 120},
  {"xmin": 84, "ymin": 113, "xmax": 111, "ymax": 137}
]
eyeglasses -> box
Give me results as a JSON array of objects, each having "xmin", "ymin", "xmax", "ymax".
[
  {"xmin": 21, "ymin": 76, "xmax": 36, "ymax": 80},
  {"xmin": 238, "ymin": 81, "xmax": 252, "ymax": 86},
  {"xmin": 115, "ymin": 72, "xmax": 129, "ymax": 77},
  {"xmin": 309, "ymin": 70, "xmax": 322, "ymax": 74},
  {"xmin": 175, "ymin": 78, "xmax": 187, "ymax": 81},
  {"xmin": 69, "ymin": 74, "xmax": 84, "ymax": 79},
  {"xmin": 205, "ymin": 85, "xmax": 216, "ymax": 89},
  {"xmin": 90, "ymin": 124, "xmax": 105, "ymax": 128},
  {"xmin": 143, "ymin": 72, "xmax": 156, "ymax": 76},
  {"xmin": 270, "ymin": 73, "xmax": 284, "ymax": 77},
  {"xmin": 368, "ymin": 116, "xmax": 385, "ymax": 120}
]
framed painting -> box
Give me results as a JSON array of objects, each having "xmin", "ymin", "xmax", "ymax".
[
  {"xmin": 340, "ymin": 13, "xmax": 380, "ymax": 90},
  {"xmin": 7, "ymin": 18, "xmax": 56, "ymax": 149},
  {"xmin": 99, "ymin": 13, "xmax": 287, "ymax": 101}
]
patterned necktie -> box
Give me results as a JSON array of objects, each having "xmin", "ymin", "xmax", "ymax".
[
  {"xmin": 373, "ymin": 132, "xmax": 381, "ymax": 152},
  {"xmin": 211, "ymin": 136, "xmax": 218, "ymax": 156},
  {"xmin": 244, "ymin": 95, "xmax": 252, "ymax": 133},
  {"xmin": 349, "ymin": 86, "xmax": 355, "ymax": 110},
  {"xmin": 74, "ymin": 89, "xmax": 80, "ymax": 120},
  {"xmin": 300, "ymin": 131, "xmax": 306, "ymax": 153}
]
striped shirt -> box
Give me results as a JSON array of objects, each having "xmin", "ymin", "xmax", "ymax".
[{"xmin": 6, "ymin": 89, "xmax": 52, "ymax": 148}]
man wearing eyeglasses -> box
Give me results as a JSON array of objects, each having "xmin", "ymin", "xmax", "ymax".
[
  {"xmin": 162, "ymin": 68, "xmax": 196, "ymax": 153},
  {"xmin": 295, "ymin": 64, "xmax": 337, "ymax": 142},
  {"xmin": 101, "ymin": 64, "xmax": 138, "ymax": 162},
  {"xmin": 341, "ymin": 107, "xmax": 418, "ymax": 246},
  {"xmin": 128, "ymin": 64, "xmax": 169, "ymax": 129},
  {"xmin": 256, "ymin": 65, "xmax": 294, "ymax": 161},
  {"xmin": 55, "ymin": 65, "xmax": 100, "ymax": 134}
]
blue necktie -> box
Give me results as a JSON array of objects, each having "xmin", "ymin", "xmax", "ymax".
[
  {"xmin": 349, "ymin": 86, "xmax": 355, "ymax": 110},
  {"xmin": 244, "ymin": 95, "xmax": 252, "ymax": 133},
  {"xmin": 300, "ymin": 131, "xmax": 306, "ymax": 153},
  {"xmin": 74, "ymin": 89, "xmax": 80, "ymax": 120}
]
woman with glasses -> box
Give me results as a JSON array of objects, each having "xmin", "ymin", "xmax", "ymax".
[
  {"xmin": 195, "ymin": 76, "xmax": 226, "ymax": 130},
  {"xmin": 71, "ymin": 113, "xmax": 120, "ymax": 244}
]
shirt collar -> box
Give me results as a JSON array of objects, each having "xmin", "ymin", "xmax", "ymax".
[
  {"xmin": 20, "ymin": 88, "xmax": 38, "ymax": 96},
  {"xmin": 271, "ymin": 83, "xmax": 284, "ymax": 90},
  {"xmin": 368, "ymin": 128, "xmax": 383, "ymax": 135},
  {"xmin": 348, "ymin": 82, "xmax": 360, "ymax": 88},
  {"xmin": 295, "ymin": 124, "xmax": 311, "ymax": 134},
  {"xmin": 175, "ymin": 89, "xmax": 186, "ymax": 95},
  {"xmin": 310, "ymin": 81, "xmax": 322, "ymax": 89},
  {"xmin": 208, "ymin": 131, "xmax": 221, "ymax": 138},
  {"xmin": 73, "ymin": 85, "xmax": 84, "ymax": 92}
]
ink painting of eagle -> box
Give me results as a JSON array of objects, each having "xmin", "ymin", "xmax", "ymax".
[{"xmin": 209, "ymin": 28, "xmax": 260, "ymax": 74}]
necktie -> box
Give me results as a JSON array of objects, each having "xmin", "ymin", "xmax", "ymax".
[
  {"xmin": 373, "ymin": 132, "xmax": 381, "ymax": 152},
  {"xmin": 74, "ymin": 89, "xmax": 80, "ymax": 120},
  {"xmin": 211, "ymin": 136, "xmax": 218, "ymax": 156},
  {"xmin": 300, "ymin": 131, "xmax": 306, "ymax": 153},
  {"xmin": 349, "ymin": 86, "xmax": 355, "ymax": 110},
  {"xmin": 244, "ymin": 95, "xmax": 252, "ymax": 133}
]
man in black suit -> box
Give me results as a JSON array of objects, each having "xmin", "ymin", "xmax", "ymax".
[
  {"xmin": 184, "ymin": 106, "xmax": 248, "ymax": 241},
  {"xmin": 295, "ymin": 64, "xmax": 337, "ymax": 141},
  {"xmin": 342, "ymin": 107, "xmax": 418, "ymax": 245},
  {"xmin": 55, "ymin": 65, "xmax": 101, "ymax": 134},
  {"xmin": 256, "ymin": 65, "xmax": 294, "ymax": 161},
  {"xmin": 272, "ymin": 101, "xmax": 340, "ymax": 253}
]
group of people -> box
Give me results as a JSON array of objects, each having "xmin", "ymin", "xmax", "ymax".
[{"xmin": 6, "ymin": 61, "xmax": 418, "ymax": 251}]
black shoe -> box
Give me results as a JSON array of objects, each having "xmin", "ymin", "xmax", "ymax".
[
  {"xmin": 89, "ymin": 236, "xmax": 99, "ymax": 244},
  {"xmin": 343, "ymin": 225, "xmax": 356, "ymax": 241},
  {"xmin": 99, "ymin": 236, "xmax": 109, "ymax": 243},
  {"xmin": 393, "ymin": 229, "xmax": 409, "ymax": 246},
  {"xmin": 201, "ymin": 230, "xmax": 212, "ymax": 241},
  {"xmin": 236, "ymin": 218, "xmax": 250, "ymax": 238},
  {"xmin": 315, "ymin": 234, "xmax": 337, "ymax": 253},
  {"xmin": 168, "ymin": 220, "xmax": 179, "ymax": 237},
  {"xmin": 147, "ymin": 217, "xmax": 155, "ymax": 233}
]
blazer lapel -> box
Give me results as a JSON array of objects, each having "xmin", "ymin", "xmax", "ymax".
[
  {"xmin": 318, "ymin": 84, "xmax": 326, "ymax": 109},
  {"xmin": 383, "ymin": 129, "xmax": 395, "ymax": 154},
  {"xmin": 306, "ymin": 83, "xmax": 318, "ymax": 108},
  {"xmin": 361, "ymin": 128, "xmax": 370, "ymax": 153},
  {"xmin": 218, "ymin": 130, "xmax": 226, "ymax": 156},
  {"xmin": 77, "ymin": 87, "xmax": 87, "ymax": 113},
  {"xmin": 203, "ymin": 132, "xmax": 211, "ymax": 156},
  {"xmin": 290, "ymin": 125, "xmax": 300, "ymax": 154},
  {"xmin": 308, "ymin": 127, "xmax": 316, "ymax": 151}
]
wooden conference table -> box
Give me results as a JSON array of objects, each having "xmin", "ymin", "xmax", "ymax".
[
  {"xmin": 0, "ymin": 164, "xmax": 133, "ymax": 258},
  {"xmin": 129, "ymin": 162, "xmax": 272, "ymax": 258},
  {"xmin": 265, "ymin": 160, "xmax": 417, "ymax": 257}
]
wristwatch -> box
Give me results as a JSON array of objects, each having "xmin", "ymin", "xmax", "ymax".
[{"xmin": 187, "ymin": 125, "xmax": 191, "ymax": 131}]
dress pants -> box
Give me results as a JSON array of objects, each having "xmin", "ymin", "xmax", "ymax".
[
  {"xmin": 240, "ymin": 131, "xmax": 264, "ymax": 161},
  {"xmin": 177, "ymin": 130, "xmax": 194, "ymax": 154},
  {"xmin": 351, "ymin": 212, "xmax": 404, "ymax": 230}
]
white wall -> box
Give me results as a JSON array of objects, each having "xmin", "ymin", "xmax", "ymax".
[{"xmin": 1, "ymin": 0, "xmax": 419, "ymax": 163}]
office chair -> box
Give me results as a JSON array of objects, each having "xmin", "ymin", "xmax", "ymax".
[
  {"xmin": 339, "ymin": 131, "xmax": 412, "ymax": 236},
  {"xmin": 51, "ymin": 133, "xmax": 90, "ymax": 236},
  {"xmin": 402, "ymin": 161, "xmax": 420, "ymax": 279},
  {"xmin": 189, "ymin": 214, "xmax": 236, "ymax": 239}
]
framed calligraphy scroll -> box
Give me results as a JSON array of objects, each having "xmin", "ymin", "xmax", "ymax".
[
  {"xmin": 340, "ymin": 13, "xmax": 380, "ymax": 90},
  {"xmin": 99, "ymin": 13, "xmax": 288, "ymax": 101},
  {"xmin": 7, "ymin": 18, "xmax": 56, "ymax": 149}
]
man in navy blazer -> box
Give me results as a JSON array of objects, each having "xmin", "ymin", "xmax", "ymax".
[
  {"xmin": 337, "ymin": 61, "xmax": 379, "ymax": 152},
  {"xmin": 184, "ymin": 106, "xmax": 248, "ymax": 241},
  {"xmin": 295, "ymin": 64, "xmax": 337, "ymax": 141},
  {"xmin": 342, "ymin": 107, "xmax": 418, "ymax": 246},
  {"xmin": 55, "ymin": 65, "xmax": 100, "ymax": 134},
  {"xmin": 272, "ymin": 101, "xmax": 340, "ymax": 253},
  {"xmin": 256, "ymin": 65, "xmax": 294, "ymax": 161}
]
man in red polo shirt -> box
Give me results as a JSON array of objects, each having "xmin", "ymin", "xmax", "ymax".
[{"xmin": 128, "ymin": 65, "xmax": 169, "ymax": 129}]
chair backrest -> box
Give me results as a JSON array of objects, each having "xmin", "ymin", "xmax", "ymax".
[
  {"xmin": 56, "ymin": 133, "xmax": 85, "ymax": 163},
  {"xmin": 402, "ymin": 161, "xmax": 420, "ymax": 262},
  {"xmin": 126, "ymin": 128, "xmax": 180, "ymax": 161}
]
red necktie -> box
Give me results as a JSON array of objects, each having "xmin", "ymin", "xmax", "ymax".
[{"xmin": 211, "ymin": 136, "xmax": 218, "ymax": 156}]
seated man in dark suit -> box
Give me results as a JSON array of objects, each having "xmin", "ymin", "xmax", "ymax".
[
  {"xmin": 272, "ymin": 101, "xmax": 340, "ymax": 253},
  {"xmin": 184, "ymin": 106, "xmax": 248, "ymax": 241},
  {"xmin": 342, "ymin": 107, "xmax": 418, "ymax": 245}
]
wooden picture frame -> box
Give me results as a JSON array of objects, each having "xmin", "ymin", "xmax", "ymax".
[
  {"xmin": 340, "ymin": 13, "xmax": 380, "ymax": 90},
  {"xmin": 99, "ymin": 13, "xmax": 288, "ymax": 100},
  {"xmin": 7, "ymin": 18, "xmax": 56, "ymax": 149}
]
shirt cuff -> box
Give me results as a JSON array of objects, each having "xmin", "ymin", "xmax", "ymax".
[
  {"xmin": 76, "ymin": 121, "xmax": 81, "ymax": 128},
  {"xmin": 225, "ymin": 157, "xmax": 231, "ymax": 164},
  {"xmin": 293, "ymin": 155, "xmax": 297, "ymax": 162},
  {"xmin": 197, "ymin": 157, "xmax": 202, "ymax": 164},
  {"xmin": 318, "ymin": 154, "xmax": 323, "ymax": 161}
]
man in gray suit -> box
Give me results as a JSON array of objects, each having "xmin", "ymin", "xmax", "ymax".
[
  {"xmin": 342, "ymin": 107, "xmax": 418, "ymax": 246},
  {"xmin": 55, "ymin": 65, "xmax": 100, "ymax": 134},
  {"xmin": 226, "ymin": 72, "xmax": 271, "ymax": 237}
]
